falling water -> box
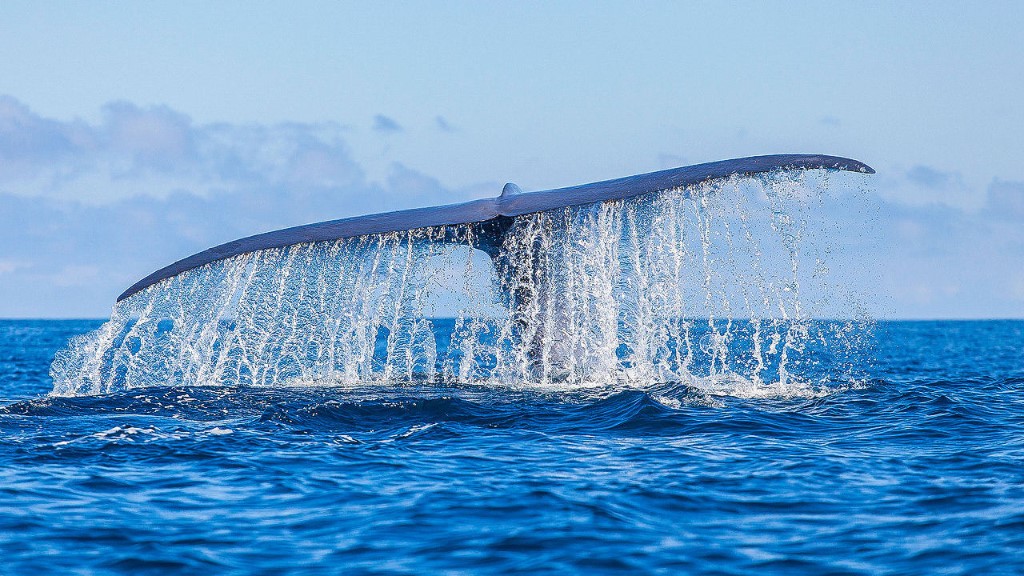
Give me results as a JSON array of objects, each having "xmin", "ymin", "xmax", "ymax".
[{"xmin": 50, "ymin": 171, "xmax": 872, "ymax": 396}]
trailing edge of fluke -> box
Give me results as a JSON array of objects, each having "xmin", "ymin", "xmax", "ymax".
[{"xmin": 117, "ymin": 154, "xmax": 874, "ymax": 302}]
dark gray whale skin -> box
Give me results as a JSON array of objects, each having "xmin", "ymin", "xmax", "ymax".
[{"xmin": 117, "ymin": 154, "xmax": 874, "ymax": 302}]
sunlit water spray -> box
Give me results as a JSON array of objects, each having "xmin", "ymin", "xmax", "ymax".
[{"xmin": 51, "ymin": 171, "xmax": 872, "ymax": 397}]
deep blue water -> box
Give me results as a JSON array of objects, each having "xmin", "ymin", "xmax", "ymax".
[{"xmin": 1, "ymin": 319, "xmax": 1022, "ymax": 575}]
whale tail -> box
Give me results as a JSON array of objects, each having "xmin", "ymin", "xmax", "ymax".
[{"xmin": 116, "ymin": 154, "xmax": 873, "ymax": 303}]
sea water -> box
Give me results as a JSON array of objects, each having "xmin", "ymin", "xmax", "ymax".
[
  {"xmin": 2, "ymin": 319, "xmax": 1022, "ymax": 574},
  {"xmin": 3, "ymin": 172, "xmax": 1023, "ymax": 574}
]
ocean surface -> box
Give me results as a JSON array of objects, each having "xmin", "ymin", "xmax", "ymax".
[{"xmin": 1, "ymin": 319, "xmax": 1022, "ymax": 575}]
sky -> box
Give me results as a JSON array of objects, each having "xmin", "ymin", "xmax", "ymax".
[{"xmin": 0, "ymin": 1, "xmax": 1022, "ymax": 318}]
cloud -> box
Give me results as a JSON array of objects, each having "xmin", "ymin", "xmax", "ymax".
[
  {"xmin": 102, "ymin": 100, "xmax": 195, "ymax": 174},
  {"xmin": 0, "ymin": 96, "xmax": 91, "ymax": 182},
  {"xmin": 870, "ymin": 164, "xmax": 980, "ymax": 212},
  {"xmin": 0, "ymin": 259, "xmax": 24, "ymax": 275},
  {"xmin": 385, "ymin": 162, "xmax": 453, "ymax": 208},
  {"xmin": 435, "ymin": 116, "xmax": 455, "ymax": 132},
  {"xmin": 372, "ymin": 114, "xmax": 403, "ymax": 133},
  {"xmin": 866, "ymin": 179, "xmax": 1024, "ymax": 315},
  {"xmin": 906, "ymin": 165, "xmax": 961, "ymax": 190},
  {"xmin": 0, "ymin": 95, "xmax": 1021, "ymax": 319},
  {"xmin": 0, "ymin": 96, "xmax": 477, "ymax": 317},
  {"xmin": 0, "ymin": 97, "xmax": 373, "ymax": 204}
]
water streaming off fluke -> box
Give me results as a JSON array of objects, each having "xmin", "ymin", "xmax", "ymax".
[{"xmin": 51, "ymin": 170, "xmax": 872, "ymax": 396}]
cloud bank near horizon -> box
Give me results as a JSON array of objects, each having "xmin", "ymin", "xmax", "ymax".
[
  {"xmin": 0, "ymin": 96, "xmax": 474, "ymax": 316},
  {"xmin": 0, "ymin": 96, "xmax": 1021, "ymax": 318}
]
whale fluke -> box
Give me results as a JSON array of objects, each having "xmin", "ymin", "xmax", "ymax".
[{"xmin": 117, "ymin": 154, "xmax": 873, "ymax": 302}]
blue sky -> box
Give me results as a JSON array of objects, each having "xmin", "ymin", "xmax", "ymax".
[{"xmin": 0, "ymin": 1, "xmax": 1022, "ymax": 318}]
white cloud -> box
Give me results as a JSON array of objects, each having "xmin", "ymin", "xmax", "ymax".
[
  {"xmin": 0, "ymin": 96, "xmax": 481, "ymax": 317},
  {"xmin": 0, "ymin": 95, "xmax": 1021, "ymax": 319},
  {"xmin": 0, "ymin": 259, "xmax": 24, "ymax": 275},
  {"xmin": 0, "ymin": 97, "xmax": 370, "ymax": 204}
]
